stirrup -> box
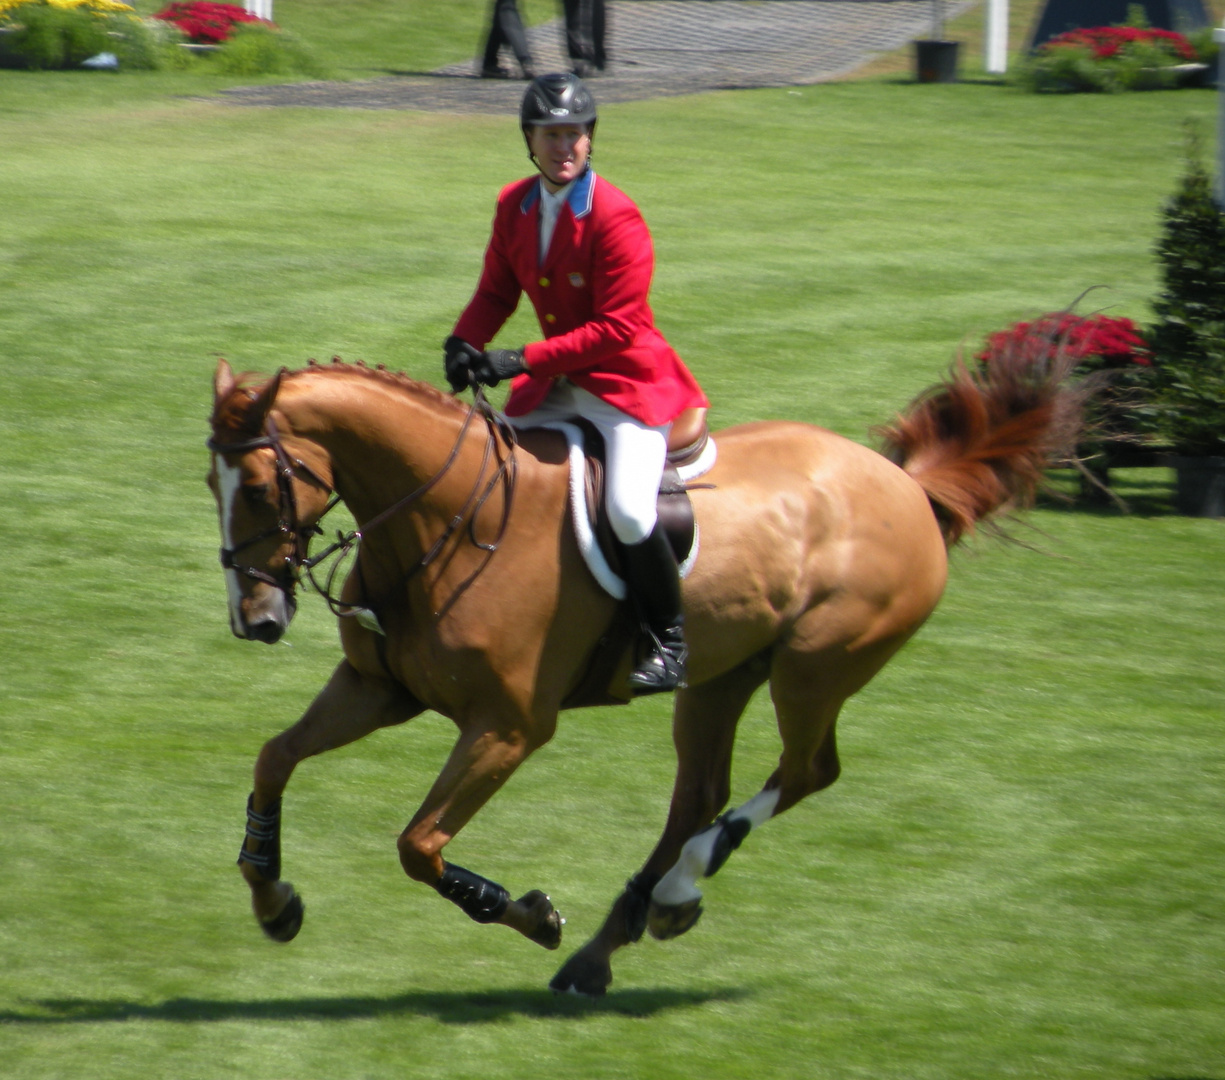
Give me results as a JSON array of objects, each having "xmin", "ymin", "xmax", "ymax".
[{"xmin": 628, "ymin": 626, "xmax": 688, "ymax": 695}]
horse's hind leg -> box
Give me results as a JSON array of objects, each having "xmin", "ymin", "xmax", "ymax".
[
  {"xmin": 647, "ymin": 632, "xmax": 906, "ymax": 940},
  {"xmin": 239, "ymin": 659, "xmax": 423, "ymax": 940},
  {"xmin": 549, "ymin": 656, "xmax": 767, "ymax": 996}
]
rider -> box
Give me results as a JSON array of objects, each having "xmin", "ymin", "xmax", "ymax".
[{"xmin": 444, "ymin": 72, "xmax": 708, "ymax": 695}]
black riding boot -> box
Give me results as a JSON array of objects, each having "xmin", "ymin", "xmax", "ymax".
[{"xmin": 621, "ymin": 522, "xmax": 688, "ymax": 695}]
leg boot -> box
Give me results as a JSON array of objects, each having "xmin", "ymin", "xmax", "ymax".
[{"xmin": 620, "ymin": 522, "xmax": 687, "ymax": 695}]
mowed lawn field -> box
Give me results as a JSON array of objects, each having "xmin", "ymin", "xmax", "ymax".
[{"xmin": 1, "ymin": 3, "xmax": 1223, "ymax": 1077}]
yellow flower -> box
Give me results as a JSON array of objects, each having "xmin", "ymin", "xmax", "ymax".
[
  {"xmin": 0, "ymin": 0, "xmax": 134, "ymax": 17},
  {"xmin": 48, "ymin": 0, "xmax": 135, "ymax": 9}
]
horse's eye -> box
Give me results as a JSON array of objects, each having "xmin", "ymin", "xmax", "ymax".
[{"xmin": 243, "ymin": 484, "xmax": 270, "ymax": 507}]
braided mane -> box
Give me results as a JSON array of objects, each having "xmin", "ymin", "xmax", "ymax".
[{"xmin": 210, "ymin": 357, "xmax": 467, "ymax": 435}]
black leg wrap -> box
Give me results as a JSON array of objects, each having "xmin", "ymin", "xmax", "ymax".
[
  {"xmin": 621, "ymin": 871, "xmax": 662, "ymax": 942},
  {"xmin": 237, "ymin": 794, "xmax": 281, "ymax": 881},
  {"xmin": 434, "ymin": 862, "xmax": 510, "ymax": 924},
  {"xmin": 706, "ymin": 812, "xmax": 752, "ymax": 878}
]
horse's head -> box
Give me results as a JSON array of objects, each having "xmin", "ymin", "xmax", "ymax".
[{"xmin": 207, "ymin": 359, "xmax": 333, "ymax": 644}]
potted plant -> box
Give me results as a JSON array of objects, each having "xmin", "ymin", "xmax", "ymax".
[
  {"xmin": 914, "ymin": 0, "xmax": 959, "ymax": 83},
  {"xmin": 1147, "ymin": 132, "xmax": 1225, "ymax": 517}
]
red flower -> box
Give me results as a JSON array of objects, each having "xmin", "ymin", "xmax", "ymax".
[
  {"xmin": 154, "ymin": 1, "xmax": 273, "ymax": 44},
  {"xmin": 1041, "ymin": 25, "xmax": 1197, "ymax": 63},
  {"xmin": 977, "ymin": 314, "xmax": 1152, "ymax": 370}
]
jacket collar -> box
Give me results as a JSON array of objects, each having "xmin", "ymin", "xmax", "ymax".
[{"xmin": 519, "ymin": 167, "xmax": 596, "ymax": 219}]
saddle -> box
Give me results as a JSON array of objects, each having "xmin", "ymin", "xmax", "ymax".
[{"xmin": 579, "ymin": 406, "xmax": 711, "ymax": 583}]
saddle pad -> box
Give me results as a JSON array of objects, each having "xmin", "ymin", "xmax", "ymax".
[{"xmin": 536, "ymin": 420, "xmax": 717, "ymax": 600}]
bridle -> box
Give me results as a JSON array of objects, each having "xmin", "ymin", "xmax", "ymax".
[
  {"xmin": 206, "ymin": 413, "xmax": 333, "ymax": 594},
  {"xmin": 206, "ymin": 388, "xmax": 518, "ymax": 622}
]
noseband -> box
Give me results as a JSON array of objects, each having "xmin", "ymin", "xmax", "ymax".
[{"xmin": 207, "ymin": 390, "xmax": 518, "ymax": 620}]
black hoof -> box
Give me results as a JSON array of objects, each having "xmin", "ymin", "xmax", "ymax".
[
  {"xmin": 519, "ymin": 890, "xmax": 564, "ymax": 950},
  {"xmin": 549, "ymin": 948, "xmax": 611, "ymax": 998},
  {"xmin": 647, "ymin": 896, "xmax": 702, "ymax": 941},
  {"xmin": 259, "ymin": 892, "xmax": 304, "ymax": 943}
]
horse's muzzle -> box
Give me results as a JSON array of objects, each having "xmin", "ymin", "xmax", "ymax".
[{"xmin": 234, "ymin": 589, "xmax": 297, "ymax": 644}]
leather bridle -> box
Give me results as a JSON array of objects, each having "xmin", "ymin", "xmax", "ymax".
[
  {"xmin": 206, "ymin": 413, "xmax": 334, "ymax": 594},
  {"xmin": 206, "ymin": 389, "xmax": 518, "ymax": 621}
]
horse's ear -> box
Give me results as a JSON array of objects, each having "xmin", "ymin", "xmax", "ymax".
[
  {"xmin": 214, "ymin": 358, "xmax": 236, "ymax": 404},
  {"xmin": 245, "ymin": 367, "xmax": 285, "ymax": 433}
]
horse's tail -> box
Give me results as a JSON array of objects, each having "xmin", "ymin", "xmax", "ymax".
[{"xmin": 875, "ymin": 344, "xmax": 1084, "ymax": 547}]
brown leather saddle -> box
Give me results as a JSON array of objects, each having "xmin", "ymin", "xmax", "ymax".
[
  {"xmin": 579, "ymin": 405, "xmax": 709, "ymax": 577},
  {"xmin": 563, "ymin": 407, "xmax": 711, "ymax": 707}
]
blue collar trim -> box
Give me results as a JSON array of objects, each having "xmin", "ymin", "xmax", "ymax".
[{"xmin": 519, "ymin": 168, "xmax": 596, "ymax": 218}]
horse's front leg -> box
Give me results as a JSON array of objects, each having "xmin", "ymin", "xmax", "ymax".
[
  {"xmin": 397, "ymin": 718, "xmax": 564, "ymax": 950},
  {"xmin": 238, "ymin": 659, "xmax": 424, "ymax": 940}
]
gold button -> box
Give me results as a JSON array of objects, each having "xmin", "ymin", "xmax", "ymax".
[
  {"xmin": 545, "ymin": 313, "xmax": 557, "ymax": 324},
  {"xmin": 539, "ymin": 276, "xmax": 550, "ymax": 288}
]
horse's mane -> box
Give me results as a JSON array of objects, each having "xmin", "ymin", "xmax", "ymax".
[{"xmin": 210, "ymin": 357, "xmax": 467, "ymax": 434}]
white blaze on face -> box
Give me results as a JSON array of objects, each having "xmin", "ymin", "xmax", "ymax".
[{"xmin": 215, "ymin": 455, "xmax": 247, "ymax": 635}]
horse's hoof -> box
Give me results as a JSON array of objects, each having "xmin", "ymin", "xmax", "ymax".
[
  {"xmin": 518, "ymin": 890, "xmax": 564, "ymax": 950},
  {"xmin": 259, "ymin": 891, "xmax": 304, "ymax": 943},
  {"xmin": 549, "ymin": 948, "xmax": 611, "ymax": 998},
  {"xmin": 647, "ymin": 896, "xmax": 702, "ymax": 941}
]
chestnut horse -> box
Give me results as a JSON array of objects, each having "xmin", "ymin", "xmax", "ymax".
[{"xmin": 207, "ymin": 349, "xmax": 1077, "ymax": 996}]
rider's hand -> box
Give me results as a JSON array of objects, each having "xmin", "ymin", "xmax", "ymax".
[
  {"xmin": 472, "ymin": 348, "xmax": 528, "ymax": 388},
  {"xmin": 443, "ymin": 336, "xmax": 483, "ymax": 393}
]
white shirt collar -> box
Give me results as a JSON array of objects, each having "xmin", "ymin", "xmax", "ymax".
[{"xmin": 538, "ymin": 179, "xmax": 574, "ymax": 262}]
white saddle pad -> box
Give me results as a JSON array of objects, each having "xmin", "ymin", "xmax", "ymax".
[{"xmin": 535, "ymin": 420, "xmax": 717, "ymax": 600}]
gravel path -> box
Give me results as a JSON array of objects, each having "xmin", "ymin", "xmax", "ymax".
[{"xmin": 217, "ymin": 0, "xmax": 971, "ymax": 112}]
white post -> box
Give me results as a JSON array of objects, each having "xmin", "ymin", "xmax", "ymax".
[
  {"xmin": 984, "ymin": 0, "xmax": 1009, "ymax": 74},
  {"xmin": 244, "ymin": 0, "xmax": 272, "ymax": 21},
  {"xmin": 1216, "ymin": 29, "xmax": 1225, "ymax": 208}
]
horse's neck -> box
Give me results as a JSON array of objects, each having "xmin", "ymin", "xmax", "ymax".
[{"xmin": 281, "ymin": 371, "xmax": 472, "ymax": 527}]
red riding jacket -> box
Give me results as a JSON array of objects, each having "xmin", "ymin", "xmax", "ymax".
[{"xmin": 452, "ymin": 169, "xmax": 707, "ymax": 428}]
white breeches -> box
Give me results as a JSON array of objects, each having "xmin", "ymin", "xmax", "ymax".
[{"xmin": 508, "ymin": 381, "xmax": 669, "ymax": 545}]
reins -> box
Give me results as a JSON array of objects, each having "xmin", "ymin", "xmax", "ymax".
[{"xmin": 208, "ymin": 384, "xmax": 519, "ymax": 625}]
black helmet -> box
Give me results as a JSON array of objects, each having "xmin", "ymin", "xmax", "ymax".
[{"xmin": 520, "ymin": 72, "xmax": 597, "ymax": 130}]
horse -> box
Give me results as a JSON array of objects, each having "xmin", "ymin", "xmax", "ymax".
[{"xmin": 206, "ymin": 346, "xmax": 1079, "ymax": 997}]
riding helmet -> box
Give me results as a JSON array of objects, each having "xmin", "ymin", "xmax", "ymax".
[{"xmin": 520, "ymin": 72, "xmax": 598, "ymax": 133}]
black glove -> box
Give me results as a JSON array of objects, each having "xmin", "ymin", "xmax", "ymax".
[
  {"xmin": 443, "ymin": 335, "xmax": 483, "ymax": 393},
  {"xmin": 471, "ymin": 348, "xmax": 528, "ymax": 388}
]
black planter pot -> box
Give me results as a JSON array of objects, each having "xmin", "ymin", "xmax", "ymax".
[
  {"xmin": 1173, "ymin": 456, "xmax": 1225, "ymax": 518},
  {"xmin": 914, "ymin": 39, "xmax": 959, "ymax": 83}
]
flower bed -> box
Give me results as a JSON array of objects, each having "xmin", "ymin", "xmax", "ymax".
[
  {"xmin": 0, "ymin": 0, "xmax": 133, "ymax": 15},
  {"xmin": 152, "ymin": 1, "xmax": 269, "ymax": 45},
  {"xmin": 0, "ymin": 0, "xmax": 166, "ymax": 69},
  {"xmin": 1045, "ymin": 25, "xmax": 1197, "ymax": 62},
  {"xmin": 1018, "ymin": 21, "xmax": 1210, "ymax": 92},
  {"xmin": 977, "ymin": 312, "xmax": 1152, "ymax": 374},
  {"xmin": 0, "ymin": 0, "xmax": 327, "ymax": 71}
]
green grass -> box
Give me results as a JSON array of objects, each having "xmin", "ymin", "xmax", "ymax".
[{"xmin": 2, "ymin": 4, "xmax": 1224, "ymax": 1078}]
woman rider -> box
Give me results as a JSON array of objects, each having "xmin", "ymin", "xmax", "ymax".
[{"xmin": 444, "ymin": 72, "xmax": 708, "ymax": 695}]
